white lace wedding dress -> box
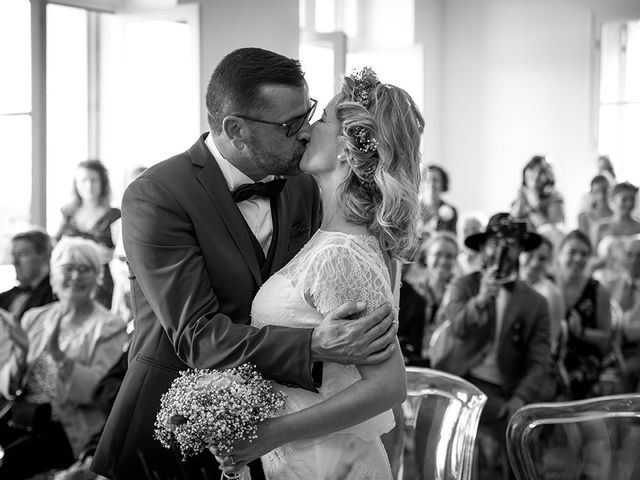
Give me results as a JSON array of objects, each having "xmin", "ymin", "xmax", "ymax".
[{"xmin": 251, "ymin": 229, "xmax": 397, "ymax": 480}]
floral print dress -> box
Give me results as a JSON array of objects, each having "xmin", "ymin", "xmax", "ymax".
[{"xmin": 564, "ymin": 279, "xmax": 604, "ymax": 399}]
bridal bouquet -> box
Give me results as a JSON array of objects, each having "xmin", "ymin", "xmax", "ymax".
[{"xmin": 154, "ymin": 363, "xmax": 287, "ymax": 462}]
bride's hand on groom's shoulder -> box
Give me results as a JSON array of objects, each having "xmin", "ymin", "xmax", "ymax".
[{"xmin": 311, "ymin": 302, "xmax": 398, "ymax": 366}]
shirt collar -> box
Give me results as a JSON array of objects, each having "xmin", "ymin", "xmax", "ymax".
[{"xmin": 205, "ymin": 131, "xmax": 273, "ymax": 190}]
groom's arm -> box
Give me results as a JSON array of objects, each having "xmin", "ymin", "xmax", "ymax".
[{"xmin": 123, "ymin": 176, "xmax": 319, "ymax": 390}]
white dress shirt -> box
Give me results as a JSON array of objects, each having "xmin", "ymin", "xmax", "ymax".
[{"xmin": 205, "ymin": 132, "xmax": 274, "ymax": 255}]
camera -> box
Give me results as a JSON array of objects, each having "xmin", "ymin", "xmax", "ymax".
[{"xmin": 488, "ymin": 221, "xmax": 527, "ymax": 279}]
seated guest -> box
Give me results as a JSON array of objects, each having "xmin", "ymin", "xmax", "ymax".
[
  {"xmin": 511, "ymin": 155, "xmax": 560, "ymax": 229},
  {"xmin": 435, "ymin": 213, "xmax": 553, "ymax": 480},
  {"xmin": 536, "ymin": 191, "xmax": 566, "ymax": 254},
  {"xmin": 0, "ymin": 230, "xmax": 55, "ymax": 321},
  {"xmin": 578, "ymin": 175, "xmax": 613, "ymax": 237},
  {"xmin": 591, "ymin": 234, "xmax": 626, "ymax": 286},
  {"xmin": 418, "ymin": 164, "xmax": 458, "ymax": 235},
  {"xmin": 604, "ymin": 235, "xmax": 640, "ymax": 390},
  {"xmin": 591, "ymin": 181, "xmax": 640, "ymax": 250},
  {"xmin": 399, "ymin": 232, "xmax": 459, "ymax": 365},
  {"xmin": 458, "ymin": 211, "xmax": 486, "ymax": 274},
  {"xmin": 556, "ymin": 230, "xmax": 612, "ymax": 400},
  {"xmin": 0, "ymin": 237, "xmax": 128, "ymax": 480},
  {"xmin": 597, "ymin": 154, "xmax": 617, "ymax": 186},
  {"xmin": 55, "ymin": 159, "xmax": 121, "ymax": 309},
  {"xmin": 519, "ymin": 236, "xmax": 565, "ymax": 355}
]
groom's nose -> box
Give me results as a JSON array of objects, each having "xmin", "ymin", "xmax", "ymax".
[{"xmin": 295, "ymin": 122, "xmax": 312, "ymax": 143}]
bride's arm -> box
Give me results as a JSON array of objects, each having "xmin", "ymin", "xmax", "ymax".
[
  {"xmin": 215, "ymin": 247, "xmax": 407, "ymax": 472},
  {"xmin": 216, "ymin": 341, "xmax": 406, "ymax": 473}
]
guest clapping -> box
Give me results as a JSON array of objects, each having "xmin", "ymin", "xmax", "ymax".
[
  {"xmin": 56, "ymin": 160, "xmax": 121, "ymax": 309},
  {"xmin": 0, "ymin": 230, "xmax": 55, "ymax": 321},
  {"xmin": 556, "ymin": 230, "xmax": 612, "ymax": 399},
  {"xmin": 0, "ymin": 238, "xmax": 128, "ymax": 479},
  {"xmin": 418, "ymin": 164, "xmax": 458, "ymax": 234}
]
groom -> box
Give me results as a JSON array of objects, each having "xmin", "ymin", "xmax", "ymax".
[{"xmin": 92, "ymin": 48, "xmax": 398, "ymax": 480}]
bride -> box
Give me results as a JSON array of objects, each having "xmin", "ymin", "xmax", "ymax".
[{"xmin": 216, "ymin": 68, "xmax": 425, "ymax": 479}]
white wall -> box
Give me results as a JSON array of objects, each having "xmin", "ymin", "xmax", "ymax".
[
  {"xmin": 426, "ymin": 0, "xmax": 640, "ymax": 229},
  {"xmin": 183, "ymin": 0, "xmax": 300, "ymax": 131}
]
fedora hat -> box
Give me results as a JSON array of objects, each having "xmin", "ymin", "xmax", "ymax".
[{"xmin": 465, "ymin": 212, "xmax": 543, "ymax": 252}]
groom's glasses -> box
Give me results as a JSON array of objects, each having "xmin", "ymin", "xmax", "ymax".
[{"xmin": 234, "ymin": 99, "xmax": 318, "ymax": 137}]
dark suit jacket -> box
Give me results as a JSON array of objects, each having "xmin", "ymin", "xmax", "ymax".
[
  {"xmin": 0, "ymin": 274, "xmax": 55, "ymax": 321},
  {"xmin": 434, "ymin": 272, "xmax": 553, "ymax": 403},
  {"xmin": 92, "ymin": 134, "xmax": 321, "ymax": 480}
]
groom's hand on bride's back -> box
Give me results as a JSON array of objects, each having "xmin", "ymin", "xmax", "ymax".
[{"xmin": 311, "ymin": 302, "xmax": 397, "ymax": 365}]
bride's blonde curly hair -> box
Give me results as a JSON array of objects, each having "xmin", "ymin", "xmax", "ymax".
[{"xmin": 335, "ymin": 70, "xmax": 425, "ymax": 260}]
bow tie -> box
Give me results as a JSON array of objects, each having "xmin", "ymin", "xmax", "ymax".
[{"xmin": 231, "ymin": 178, "xmax": 286, "ymax": 203}]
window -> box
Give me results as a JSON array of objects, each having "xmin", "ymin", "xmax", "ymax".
[
  {"xmin": 0, "ymin": 1, "xmax": 200, "ymax": 292},
  {"xmin": 299, "ymin": 0, "xmax": 423, "ymax": 122},
  {"xmin": 0, "ymin": 0, "xmax": 32, "ymax": 286},
  {"xmin": 46, "ymin": 3, "xmax": 90, "ymax": 233},
  {"xmin": 598, "ymin": 19, "xmax": 640, "ymax": 181}
]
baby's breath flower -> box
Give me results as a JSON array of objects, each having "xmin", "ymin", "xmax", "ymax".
[{"xmin": 154, "ymin": 363, "xmax": 287, "ymax": 460}]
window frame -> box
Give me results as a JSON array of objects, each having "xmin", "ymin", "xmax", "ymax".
[{"xmin": 591, "ymin": 5, "xmax": 640, "ymax": 157}]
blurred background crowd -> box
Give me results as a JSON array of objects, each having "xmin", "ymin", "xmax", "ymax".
[
  {"xmin": 2, "ymin": 0, "xmax": 640, "ymax": 478},
  {"xmin": 0, "ymin": 153, "xmax": 638, "ymax": 479}
]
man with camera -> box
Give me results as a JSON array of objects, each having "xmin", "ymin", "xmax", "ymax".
[{"xmin": 435, "ymin": 213, "xmax": 553, "ymax": 479}]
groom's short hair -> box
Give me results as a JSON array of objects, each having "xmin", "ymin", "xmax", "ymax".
[{"xmin": 206, "ymin": 47, "xmax": 306, "ymax": 134}]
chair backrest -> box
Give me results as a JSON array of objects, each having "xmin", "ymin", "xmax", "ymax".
[
  {"xmin": 405, "ymin": 367, "xmax": 488, "ymax": 480},
  {"xmin": 507, "ymin": 394, "xmax": 640, "ymax": 480},
  {"xmin": 600, "ymin": 299, "xmax": 631, "ymax": 394},
  {"xmin": 426, "ymin": 319, "xmax": 453, "ymax": 365}
]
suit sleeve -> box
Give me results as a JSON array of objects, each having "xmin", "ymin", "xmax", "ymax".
[
  {"xmin": 442, "ymin": 275, "xmax": 488, "ymax": 337},
  {"xmin": 122, "ymin": 176, "xmax": 317, "ymax": 390},
  {"xmin": 513, "ymin": 296, "xmax": 552, "ymax": 403}
]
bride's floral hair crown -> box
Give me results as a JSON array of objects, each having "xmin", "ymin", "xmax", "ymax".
[{"xmin": 349, "ymin": 67, "xmax": 380, "ymax": 154}]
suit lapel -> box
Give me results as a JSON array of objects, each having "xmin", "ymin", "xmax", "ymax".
[{"xmin": 190, "ymin": 135, "xmax": 262, "ymax": 286}]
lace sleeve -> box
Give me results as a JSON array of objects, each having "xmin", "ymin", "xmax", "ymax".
[{"xmin": 301, "ymin": 243, "xmax": 392, "ymax": 317}]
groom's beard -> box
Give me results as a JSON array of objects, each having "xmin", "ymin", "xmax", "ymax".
[{"xmin": 245, "ymin": 137, "xmax": 306, "ymax": 177}]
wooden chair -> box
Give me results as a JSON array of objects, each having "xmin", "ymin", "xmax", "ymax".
[
  {"xmin": 507, "ymin": 393, "xmax": 640, "ymax": 480},
  {"xmin": 401, "ymin": 367, "xmax": 487, "ymax": 480}
]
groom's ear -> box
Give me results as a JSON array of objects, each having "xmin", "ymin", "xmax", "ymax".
[{"xmin": 221, "ymin": 116, "xmax": 246, "ymax": 151}]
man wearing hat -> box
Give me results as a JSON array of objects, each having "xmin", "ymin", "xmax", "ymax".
[{"xmin": 435, "ymin": 213, "xmax": 553, "ymax": 479}]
